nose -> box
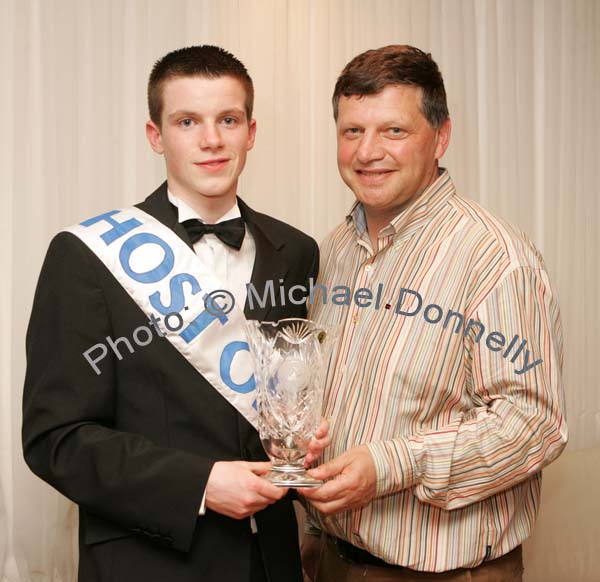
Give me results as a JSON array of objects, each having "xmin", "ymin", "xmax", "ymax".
[
  {"xmin": 199, "ymin": 123, "xmax": 223, "ymax": 150},
  {"xmin": 356, "ymin": 132, "xmax": 384, "ymax": 165}
]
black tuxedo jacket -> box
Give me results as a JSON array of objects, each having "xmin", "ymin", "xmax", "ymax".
[{"xmin": 22, "ymin": 183, "xmax": 319, "ymax": 582}]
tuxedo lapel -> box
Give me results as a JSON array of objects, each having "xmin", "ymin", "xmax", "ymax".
[
  {"xmin": 238, "ymin": 198, "xmax": 289, "ymax": 322},
  {"xmin": 236, "ymin": 197, "xmax": 292, "ymax": 453},
  {"xmin": 136, "ymin": 181, "xmax": 193, "ymax": 250}
]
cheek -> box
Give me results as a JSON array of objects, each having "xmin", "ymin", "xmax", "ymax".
[
  {"xmin": 164, "ymin": 147, "xmax": 186, "ymax": 174},
  {"xmin": 163, "ymin": 137, "xmax": 187, "ymax": 160},
  {"xmin": 235, "ymin": 149, "xmax": 248, "ymax": 169},
  {"xmin": 337, "ymin": 144, "xmax": 354, "ymax": 168},
  {"xmin": 387, "ymin": 143, "xmax": 411, "ymax": 165}
]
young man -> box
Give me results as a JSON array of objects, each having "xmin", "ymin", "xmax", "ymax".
[
  {"xmin": 300, "ymin": 45, "xmax": 567, "ymax": 581},
  {"xmin": 23, "ymin": 45, "xmax": 322, "ymax": 582}
]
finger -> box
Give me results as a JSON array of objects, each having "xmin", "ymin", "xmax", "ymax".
[
  {"xmin": 304, "ymin": 453, "xmax": 317, "ymax": 467},
  {"xmin": 245, "ymin": 461, "xmax": 273, "ymax": 475},
  {"xmin": 296, "ymin": 487, "xmax": 316, "ymax": 498},
  {"xmin": 296, "ymin": 475, "xmax": 347, "ymax": 502},
  {"xmin": 314, "ymin": 418, "xmax": 330, "ymax": 439},
  {"xmin": 249, "ymin": 493, "xmax": 283, "ymax": 511},
  {"xmin": 251, "ymin": 476, "xmax": 289, "ymax": 500},
  {"xmin": 317, "ymin": 476, "xmax": 347, "ymax": 498},
  {"xmin": 232, "ymin": 488, "xmax": 281, "ymax": 516},
  {"xmin": 305, "ymin": 447, "xmax": 327, "ymax": 461},
  {"xmin": 307, "ymin": 455, "xmax": 347, "ymax": 480},
  {"xmin": 307, "ymin": 496, "xmax": 353, "ymax": 515},
  {"xmin": 308, "ymin": 434, "xmax": 332, "ymax": 453},
  {"xmin": 248, "ymin": 493, "xmax": 279, "ymax": 510},
  {"xmin": 301, "ymin": 486, "xmax": 358, "ymax": 514},
  {"xmin": 241, "ymin": 494, "xmax": 281, "ymax": 517}
]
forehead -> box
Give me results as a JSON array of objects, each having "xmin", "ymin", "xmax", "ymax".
[
  {"xmin": 160, "ymin": 75, "xmax": 247, "ymax": 116},
  {"xmin": 337, "ymin": 84, "xmax": 425, "ymax": 124}
]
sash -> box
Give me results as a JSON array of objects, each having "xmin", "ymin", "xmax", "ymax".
[{"xmin": 65, "ymin": 207, "xmax": 258, "ymax": 428}]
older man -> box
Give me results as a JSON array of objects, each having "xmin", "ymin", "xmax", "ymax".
[{"xmin": 300, "ymin": 45, "xmax": 567, "ymax": 582}]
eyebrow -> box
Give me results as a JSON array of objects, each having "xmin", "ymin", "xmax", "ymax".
[
  {"xmin": 339, "ymin": 118, "xmax": 410, "ymax": 129},
  {"xmin": 220, "ymin": 107, "xmax": 246, "ymax": 119},
  {"xmin": 167, "ymin": 107, "xmax": 247, "ymax": 121}
]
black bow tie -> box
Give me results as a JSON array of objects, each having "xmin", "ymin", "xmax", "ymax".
[{"xmin": 181, "ymin": 217, "xmax": 246, "ymax": 250}]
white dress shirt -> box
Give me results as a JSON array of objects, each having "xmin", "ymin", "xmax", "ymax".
[
  {"xmin": 168, "ymin": 191, "xmax": 256, "ymax": 312},
  {"xmin": 168, "ymin": 191, "xmax": 256, "ymax": 517}
]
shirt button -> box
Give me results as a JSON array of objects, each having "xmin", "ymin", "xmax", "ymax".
[
  {"xmin": 364, "ymin": 264, "xmax": 372, "ymax": 272},
  {"xmin": 352, "ymin": 313, "xmax": 359, "ymax": 323}
]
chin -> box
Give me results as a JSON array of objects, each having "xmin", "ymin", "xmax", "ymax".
[
  {"xmin": 356, "ymin": 190, "xmax": 395, "ymax": 207},
  {"xmin": 193, "ymin": 185, "xmax": 233, "ymax": 199}
]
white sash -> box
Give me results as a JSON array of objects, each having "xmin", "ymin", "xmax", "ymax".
[{"xmin": 65, "ymin": 207, "xmax": 258, "ymax": 428}]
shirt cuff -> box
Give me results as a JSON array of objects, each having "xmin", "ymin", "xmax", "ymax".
[
  {"xmin": 198, "ymin": 489, "xmax": 207, "ymax": 515},
  {"xmin": 366, "ymin": 434, "xmax": 424, "ymax": 497}
]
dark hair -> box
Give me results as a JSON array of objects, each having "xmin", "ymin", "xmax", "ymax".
[
  {"xmin": 332, "ymin": 45, "xmax": 449, "ymax": 128},
  {"xmin": 148, "ymin": 45, "xmax": 254, "ymax": 126}
]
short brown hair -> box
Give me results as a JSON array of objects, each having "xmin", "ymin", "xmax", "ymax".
[
  {"xmin": 148, "ymin": 45, "xmax": 254, "ymax": 127},
  {"xmin": 332, "ymin": 45, "xmax": 449, "ymax": 128}
]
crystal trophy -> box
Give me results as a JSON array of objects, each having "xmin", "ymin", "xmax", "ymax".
[{"xmin": 245, "ymin": 318, "xmax": 337, "ymax": 488}]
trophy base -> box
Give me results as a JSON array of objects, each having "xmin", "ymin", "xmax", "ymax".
[{"xmin": 264, "ymin": 467, "xmax": 323, "ymax": 488}]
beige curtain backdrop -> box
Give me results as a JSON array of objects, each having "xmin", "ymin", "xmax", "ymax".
[{"xmin": 1, "ymin": 0, "xmax": 598, "ymax": 581}]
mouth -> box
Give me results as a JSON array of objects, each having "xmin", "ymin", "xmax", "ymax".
[
  {"xmin": 195, "ymin": 158, "xmax": 230, "ymax": 172},
  {"xmin": 355, "ymin": 168, "xmax": 394, "ymax": 184}
]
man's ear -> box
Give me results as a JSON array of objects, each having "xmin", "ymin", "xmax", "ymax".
[
  {"xmin": 146, "ymin": 120, "xmax": 164, "ymax": 154},
  {"xmin": 434, "ymin": 117, "xmax": 451, "ymax": 160},
  {"xmin": 246, "ymin": 118, "xmax": 257, "ymax": 151}
]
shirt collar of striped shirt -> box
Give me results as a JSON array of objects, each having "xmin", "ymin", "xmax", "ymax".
[{"xmin": 346, "ymin": 167, "xmax": 455, "ymax": 240}]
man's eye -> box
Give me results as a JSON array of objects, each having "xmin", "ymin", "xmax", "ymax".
[
  {"xmin": 179, "ymin": 119, "xmax": 194, "ymax": 128},
  {"xmin": 388, "ymin": 127, "xmax": 404, "ymax": 136},
  {"xmin": 223, "ymin": 117, "xmax": 237, "ymax": 126},
  {"xmin": 345, "ymin": 128, "xmax": 361, "ymax": 136}
]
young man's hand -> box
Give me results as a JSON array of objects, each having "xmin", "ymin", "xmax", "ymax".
[{"xmin": 205, "ymin": 461, "xmax": 288, "ymax": 519}]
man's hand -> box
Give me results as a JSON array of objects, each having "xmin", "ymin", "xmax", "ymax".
[
  {"xmin": 205, "ymin": 461, "xmax": 288, "ymax": 519},
  {"xmin": 298, "ymin": 445, "xmax": 377, "ymax": 514},
  {"xmin": 301, "ymin": 533, "xmax": 322, "ymax": 582},
  {"xmin": 304, "ymin": 418, "xmax": 332, "ymax": 467}
]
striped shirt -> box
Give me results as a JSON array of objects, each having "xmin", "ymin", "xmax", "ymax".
[{"xmin": 306, "ymin": 169, "xmax": 567, "ymax": 572}]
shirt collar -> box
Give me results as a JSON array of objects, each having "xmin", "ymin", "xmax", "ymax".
[
  {"xmin": 167, "ymin": 190, "xmax": 242, "ymax": 224},
  {"xmin": 346, "ymin": 168, "xmax": 456, "ymax": 240}
]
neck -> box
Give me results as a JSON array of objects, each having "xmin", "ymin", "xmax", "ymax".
[
  {"xmin": 170, "ymin": 188, "xmax": 237, "ymax": 223},
  {"xmin": 364, "ymin": 165, "xmax": 442, "ymax": 249},
  {"xmin": 365, "ymin": 215, "xmax": 388, "ymax": 251}
]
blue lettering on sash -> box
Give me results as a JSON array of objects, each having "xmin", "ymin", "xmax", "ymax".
[
  {"xmin": 81, "ymin": 210, "xmax": 142, "ymax": 245},
  {"xmin": 220, "ymin": 341, "xmax": 256, "ymax": 394},
  {"xmin": 80, "ymin": 208, "xmax": 256, "ymax": 404},
  {"xmin": 150, "ymin": 273, "xmax": 202, "ymax": 314},
  {"xmin": 180, "ymin": 307, "xmax": 228, "ymax": 343},
  {"xmin": 119, "ymin": 233, "xmax": 175, "ymax": 283}
]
